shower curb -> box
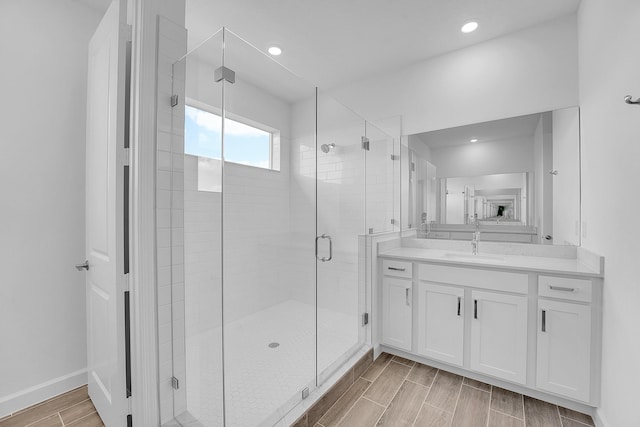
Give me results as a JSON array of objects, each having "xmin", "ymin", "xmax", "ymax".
[{"xmin": 291, "ymin": 349, "xmax": 374, "ymax": 427}]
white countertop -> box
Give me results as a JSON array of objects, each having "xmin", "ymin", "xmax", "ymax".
[{"xmin": 379, "ymin": 247, "xmax": 603, "ymax": 278}]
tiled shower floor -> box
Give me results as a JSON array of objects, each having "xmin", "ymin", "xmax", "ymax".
[{"xmin": 180, "ymin": 300, "xmax": 359, "ymax": 427}]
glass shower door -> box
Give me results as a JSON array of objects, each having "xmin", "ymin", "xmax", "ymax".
[
  {"xmin": 316, "ymin": 93, "xmax": 367, "ymax": 382},
  {"xmin": 221, "ymin": 30, "xmax": 318, "ymax": 427},
  {"xmin": 172, "ymin": 30, "xmax": 225, "ymax": 427}
]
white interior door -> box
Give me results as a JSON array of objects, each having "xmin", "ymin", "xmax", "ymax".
[{"xmin": 85, "ymin": 0, "xmax": 129, "ymax": 425}]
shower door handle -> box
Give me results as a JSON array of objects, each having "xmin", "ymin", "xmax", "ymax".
[{"xmin": 315, "ymin": 234, "xmax": 333, "ymax": 262}]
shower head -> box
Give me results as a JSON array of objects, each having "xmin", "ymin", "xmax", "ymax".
[{"xmin": 321, "ymin": 143, "xmax": 336, "ymax": 153}]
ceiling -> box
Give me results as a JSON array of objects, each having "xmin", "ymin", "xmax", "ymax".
[
  {"xmin": 79, "ymin": 0, "xmax": 581, "ymax": 92},
  {"xmin": 416, "ymin": 113, "xmax": 543, "ymax": 149},
  {"xmin": 186, "ymin": 0, "xmax": 581, "ymax": 89}
]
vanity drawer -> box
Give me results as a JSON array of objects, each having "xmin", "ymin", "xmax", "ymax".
[
  {"xmin": 538, "ymin": 276, "xmax": 592, "ymax": 303},
  {"xmin": 419, "ymin": 263, "xmax": 528, "ymax": 294},
  {"xmin": 382, "ymin": 259, "xmax": 413, "ymax": 278}
]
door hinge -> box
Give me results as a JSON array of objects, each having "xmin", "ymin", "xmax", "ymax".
[
  {"xmin": 390, "ymin": 154, "xmax": 399, "ymax": 160},
  {"xmin": 362, "ymin": 312, "xmax": 369, "ymax": 326},
  {"xmin": 361, "ymin": 136, "xmax": 370, "ymax": 151},
  {"xmin": 171, "ymin": 376, "xmax": 180, "ymax": 390},
  {"xmin": 214, "ymin": 66, "xmax": 236, "ymax": 84},
  {"xmin": 127, "ymin": 414, "xmax": 132, "ymax": 427},
  {"xmin": 390, "ymin": 218, "xmax": 396, "ymax": 225},
  {"xmin": 170, "ymin": 94, "xmax": 179, "ymax": 107}
]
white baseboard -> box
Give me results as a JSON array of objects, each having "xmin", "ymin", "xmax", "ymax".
[
  {"xmin": 593, "ymin": 408, "xmax": 610, "ymax": 427},
  {"xmin": 0, "ymin": 369, "xmax": 87, "ymax": 418}
]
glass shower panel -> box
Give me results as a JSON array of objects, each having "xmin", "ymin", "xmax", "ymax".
[
  {"xmin": 365, "ymin": 122, "xmax": 396, "ymax": 233},
  {"xmin": 221, "ymin": 30, "xmax": 317, "ymax": 427},
  {"xmin": 173, "ymin": 30, "xmax": 224, "ymax": 426},
  {"xmin": 316, "ymin": 92, "xmax": 366, "ymax": 383}
]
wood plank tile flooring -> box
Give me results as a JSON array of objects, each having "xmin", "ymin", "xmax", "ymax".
[
  {"xmin": 0, "ymin": 386, "xmax": 104, "ymax": 427},
  {"xmin": 312, "ymin": 353, "xmax": 595, "ymax": 427}
]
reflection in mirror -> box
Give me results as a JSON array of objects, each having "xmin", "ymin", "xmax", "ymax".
[
  {"xmin": 439, "ymin": 173, "xmax": 530, "ymax": 225},
  {"xmin": 404, "ymin": 107, "xmax": 580, "ymax": 246}
]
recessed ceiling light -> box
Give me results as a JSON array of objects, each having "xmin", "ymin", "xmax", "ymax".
[
  {"xmin": 470, "ymin": 138, "xmax": 478, "ymax": 143},
  {"xmin": 461, "ymin": 21, "xmax": 478, "ymax": 33},
  {"xmin": 268, "ymin": 46, "xmax": 282, "ymax": 56}
]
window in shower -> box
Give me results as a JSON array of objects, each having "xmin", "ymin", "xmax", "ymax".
[{"xmin": 185, "ymin": 104, "xmax": 279, "ymax": 191}]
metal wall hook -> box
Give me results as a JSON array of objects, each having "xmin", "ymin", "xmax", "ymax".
[
  {"xmin": 624, "ymin": 95, "xmax": 640, "ymax": 105},
  {"xmin": 75, "ymin": 260, "xmax": 89, "ymax": 271}
]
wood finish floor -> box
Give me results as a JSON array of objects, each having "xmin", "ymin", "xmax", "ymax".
[
  {"xmin": 0, "ymin": 359, "xmax": 594, "ymax": 427},
  {"xmin": 311, "ymin": 353, "xmax": 595, "ymax": 427},
  {"xmin": 0, "ymin": 386, "xmax": 104, "ymax": 427}
]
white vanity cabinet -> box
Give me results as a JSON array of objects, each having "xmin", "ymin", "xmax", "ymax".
[
  {"xmin": 378, "ymin": 252, "xmax": 602, "ymax": 408},
  {"xmin": 470, "ymin": 290, "xmax": 528, "ymax": 384},
  {"xmin": 417, "ymin": 283, "xmax": 464, "ymax": 366},
  {"xmin": 381, "ymin": 260, "xmax": 413, "ymax": 351},
  {"xmin": 536, "ymin": 276, "xmax": 593, "ymax": 402}
]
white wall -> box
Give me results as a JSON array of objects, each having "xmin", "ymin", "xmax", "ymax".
[
  {"xmin": 431, "ymin": 136, "xmax": 534, "ymax": 178},
  {"xmin": 331, "ymin": 15, "xmax": 579, "ymax": 136},
  {"xmin": 0, "ymin": 0, "xmax": 102, "ymax": 416},
  {"xmin": 578, "ymin": 1, "xmax": 640, "ymax": 426},
  {"xmin": 409, "ymin": 135, "xmax": 432, "ymax": 162}
]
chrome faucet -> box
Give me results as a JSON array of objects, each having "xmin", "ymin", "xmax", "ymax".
[{"xmin": 472, "ymin": 213, "xmax": 480, "ymax": 255}]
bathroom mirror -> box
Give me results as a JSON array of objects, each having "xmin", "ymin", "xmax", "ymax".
[{"xmin": 402, "ymin": 107, "xmax": 580, "ymax": 246}]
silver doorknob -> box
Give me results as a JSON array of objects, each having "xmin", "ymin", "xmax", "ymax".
[
  {"xmin": 544, "ymin": 235, "xmax": 553, "ymax": 241},
  {"xmin": 75, "ymin": 261, "xmax": 90, "ymax": 271}
]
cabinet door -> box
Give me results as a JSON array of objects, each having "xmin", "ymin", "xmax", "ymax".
[
  {"xmin": 417, "ymin": 283, "xmax": 464, "ymax": 366},
  {"xmin": 382, "ymin": 277, "xmax": 412, "ymax": 351},
  {"xmin": 537, "ymin": 299, "xmax": 591, "ymax": 402},
  {"xmin": 471, "ymin": 290, "xmax": 527, "ymax": 384}
]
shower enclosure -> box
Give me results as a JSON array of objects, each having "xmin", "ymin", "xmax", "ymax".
[{"xmin": 162, "ymin": 28, "xmax": 398, "ymax": 426}]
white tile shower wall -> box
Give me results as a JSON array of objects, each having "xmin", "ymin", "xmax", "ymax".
[
  {"xmin": 366, "ymin": 135, "xmax": 396, "ymax": 234},
  {"xmin": 184, "ymin": 155, "xmax": 222, "ymax": 333},
  {"xmin": 291, "ymin": 94, "xmax": 368, "ymax": 315},
  {"xmin": 288, "ymin": 96, "xmax": 317, "ymax": 307},
  {"xmin": 184, "ymin": 53, "xmax": 304, "ymax": 324},
  {"xmin": 290, "ymin": 93, "xmax": 369, "ymax": 378},
  {"xmin": 222, "ymin": 155, "xmax": 295, "ymax": 323},
  {"xmin": 156, "ymin": 16, "xmax": 187, "ymax": 423}
]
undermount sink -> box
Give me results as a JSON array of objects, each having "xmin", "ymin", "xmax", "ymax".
[{"xmin": 442, "ymin": 252, "xmax": 506, "ymax": 263}]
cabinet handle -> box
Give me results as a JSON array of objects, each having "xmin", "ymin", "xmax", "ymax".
[
  {"xmin": 406, "ymin": 288, "xmax": 410, "ymax": 306},
  {"xmin": 474, "ymin": 299, "xmax": 478, "ymax": 319},
  {"xmin": 549, "ymin": 285, "xmax": 576, "ymax": 292},
  {"xmin": 542, "ymin": 309, "xmax": 546, "ymax": 332},
  {"xmin": 457, "ymin": 297, "xmax": 461, "ymax": 316},
  {"xmin": 388, "ymin": 267, "xmax": 406, "ymax": 272}
]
